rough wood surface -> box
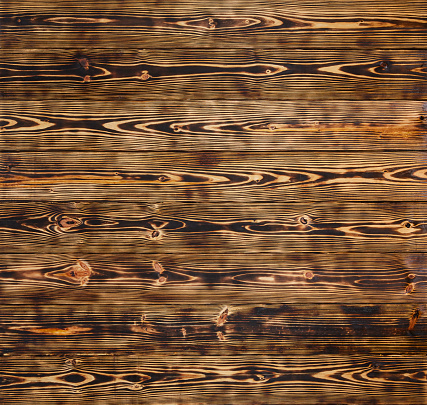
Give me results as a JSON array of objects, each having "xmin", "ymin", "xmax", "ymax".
[
  {"xmin": 1, "ymin": 49, "xmax": 426, "ymax": 101},
  {"xmin": 0, "ymin": 253, "xmax": 426, "ymax": 305},
  {"xmin": 1, "ymin": 151, "xmax": 427, "ymax": 202},
  {"xmin": 1, "ymin": 0, "xmax": 427, "ymax": 402},
  {"xmin": 2, "ymin": 0, "xmax": 427, "ymax": 49},
  {"xmin": 1, "ymin": 201, "xmax": 427, "ymax": 254},
  {"xmin": 1, "ymin": 355, "xmax": 425, "ymax": 404},
  {"xmin": 2, "ymin": 100, "xmax": 426, "ymax": 152},
  {"xmin": 1, "ymin": 302, "xmax": 426, "ymax": 357}
]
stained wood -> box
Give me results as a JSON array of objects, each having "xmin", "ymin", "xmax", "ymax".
[
  {"xmin": 1, "ymin": 49, "xmax": 426, "ymax": 101},
  {"xmin": 2, "ymin": 100, "xmax": 426, "ymax": 152},
  {"xmin": 0, "ymin": 252, "xmax": 425, "ymax": 305},
  {"xmin": 1, "ymin": 303, "xmax": 426, "ymax": 356},
  {"xmin": 1, "ymin": 355, "xmax": 425, "ymax": 404},
  {"xmin": 1, "ymin": 151, "xmax": 427, "ymax": 202},
  {"xmin": 2, "ymin": 0, "xmax": 427, "ymax": 401},
  {"xmin": 2, "ymin": 1, "xmax": 427, "ymax": 49},
  {"xmin": 1, "ymin": 201, "xmax": 427, "ymax": 256}
]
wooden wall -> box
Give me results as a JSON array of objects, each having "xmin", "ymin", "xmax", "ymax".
[{"xmin": 1, "ymin": 0, "xmax": 426, "ymax": 403}]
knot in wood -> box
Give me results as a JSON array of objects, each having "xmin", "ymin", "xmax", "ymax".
[
  {"xmin": 304, "ymin": 271, "xmax": 314, "ymax": 280},
  {"xmin": 59, "ymin": 216, "xmax": 81, "ymax": 230},
  {"xmin": 401, "ymin": 220, "xmax": 414, "ymax": 229},
  {"xmin": 157, "ymin": 275, "xmax": 167, "ymax": 285},
  {"xmin": 152, "ymin": 261, "xmax": 165, "ymax": 274},
  {"xmin": 77, "ymin": 57, "xmax": 90, "ymax": 70},
  {"xmin": 216, "ymin": 307, "xmax": 229, "ymax": 327},
  {"xmin": 140, "ymin": 70, "xmax": 151, "ymax": 80},
  {"xmin": 405, "ymin": 283, "xmax": 414, "ymax": 294},
  {"xmin": 299, "ymin": 215, "xmax": 310, "ymax": 225}
]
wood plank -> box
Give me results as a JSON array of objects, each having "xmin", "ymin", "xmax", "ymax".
[
  {"xmin": 1, "ymin": 303, "xmax": 426, "ymax": 356},
  {"xmin": 1, "ymin": 49, "xmax": 426, "ymax": 101},
  {"xmin": 1, "ymin": 0, "xmax": 427, "ymax": 50},
  {"xmin": 1, "ymin": 151, "xmax": 427, "ymax": 201},
  {"xmin": 1, "ymin": 201, "xmax": 427, "ymax": 255},
  {"xmin": 2, "ymin": 100, "xmax": 426, "ymax": 152},
  {"xmin": 3, "ymin": 0, "xmax": 426, "ymax": 15},
  {"xmin": 2, "ymin": 13, "xmax": 427, "ymax": 50},
  {"xmin": 0, "ymin": 355, "xmax": 426, "ymax": 404},
  {"xmin": 0, "ymin": 252, "xmax": 425, "ymax": 305}
]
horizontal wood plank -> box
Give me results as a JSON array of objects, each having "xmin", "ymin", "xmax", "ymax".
[
  {"xmin": 3, "ymin": 0, "xmax": 427, "ymax": 14},
  {"xmin": 1, "ymin": 201, "xmax": 427, "ymax": 255},
  {"xmin": 1, "ymin": 49, "xmax": 426, "ymax": 101},
  {"xmin": 1, "ymin": 100, "xmax": 426, "ymax": 152},
  {"xmin": 2, "ymin": 13, "xmax": 427, "ymax": 50},
  {"xmin": 0, "ymin": 252, "xmax": 426, "ymax": 305},
  {"xmin": 1, "ymin": 303, "xmax": 426, "ymax": 356},
  {"xmin": 1, "ymin": 355, "xmax": 425, "ymax": 404},
  {"xmin": 1, "ymin": 0, "xmax": 427, "ymax": 50},
  {"xmin": 1, "ymin": 151, "xmax": 427, "ymax": 202}
]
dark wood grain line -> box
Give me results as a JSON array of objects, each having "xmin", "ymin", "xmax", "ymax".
[
  {"xmin": 2, "ymin": 100, "xmax": 426, "ymax": 152},
  {"xmin": 1, "ymin": 355, "xmax": 425, "ymax": 404},
  {"xmin": 1, "ymin": 49, "xmax": 426, "ymax": 100}
]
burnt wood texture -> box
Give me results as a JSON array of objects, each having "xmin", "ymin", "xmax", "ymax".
[{"xmin": 1, "ymin": 0, "xmax": 427, "ymax": 404}]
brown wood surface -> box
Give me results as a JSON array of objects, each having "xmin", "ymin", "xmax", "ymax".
[
  {"xmin": 1, "ymin": 100, "xmax": 426, "ymax": 152},
  {"xmin": 1, "ymin": 0, "xmax": 427, "ymax": 403},
  {"xmin": 1, "ymin": 0, "xmax": 427, "ymax": 49},
  {"xmin": 1, "ymin": 49, "xmax": 426, "ymax": 101},
  {"xmin": 1, "ymin": 355, "xmax": 425, "ymax": 405}
]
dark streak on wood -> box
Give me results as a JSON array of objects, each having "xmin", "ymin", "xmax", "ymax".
[{"xmin": 1, "ymin": 303, "xmax": 426, "ymax": 356}]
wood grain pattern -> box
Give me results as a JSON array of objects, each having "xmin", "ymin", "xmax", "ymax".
[
  {"xmin": 1, "ymin": 201, "xmax": 427, "ymax": 255},
  {"xmin": 2, "ymin": 0, "xmax": 427, "ymax": 49},
  {"xmin": 0, "ymin": 252, "xmax": 425, "ymax": 305},
  {"xmin": 1, "ymin": 303, "xmax": 426, "ymax": 356},
  {"xmin": 2, "ymin": 100, "xmax": 426, "ymax": 152},
  {"xmin": 1, "ymin": 49, "xmax": 426, "ymax": 101},
  {"xmin": 1, "ymin": 355, "xmax": 425, "ymax": 404},
  {"xmin": 3, "ymin": 0, "xmax": 427, "ymax": 401},
  {"xmin": 1, "ymin": 151, "xmax": 427, "ymax": 202}
]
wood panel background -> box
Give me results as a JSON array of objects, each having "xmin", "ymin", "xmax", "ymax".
[{"xmin": 1, "ymin": 0, "xmax": 426, "ymax": 404}]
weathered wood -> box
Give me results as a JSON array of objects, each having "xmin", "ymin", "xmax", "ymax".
[
  {"xmin": 1, "ymin": 303, "xmax": 426, "ymax": 356},
  {"xmin": 1, "ymin": 100, "xmax": 426, "ymax": 152},
  {"xmin": 2, "ymin": 0, "xmax": 427, "ymax": 401},
  {"xmin": 1, "ymin": 49, "xmax": 426, "ymax": 101},
  {"xmin": 1, "ymin": 355, "xmax": 425, "ymax": 404},
  {"xmin": 2, "ymin": 0, "xmax": 427, "ymax": 49},
  {"xmin": 1, "ymin": 151, "xmax": 427, "ymax": 201},
  {"xmin": 0, "ymin": 201, "xmax": 427, "ymax": 256},
  {"xmin": 0, "ymin": 252, "xmax": 425, "ymax": 305}
]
